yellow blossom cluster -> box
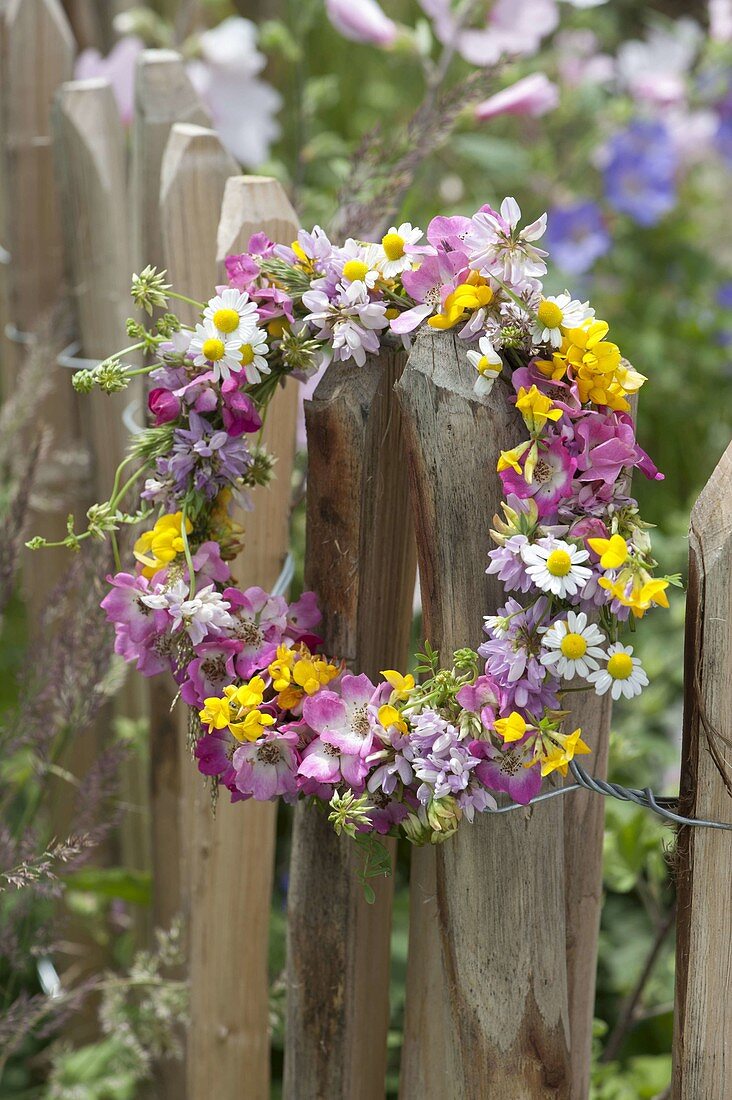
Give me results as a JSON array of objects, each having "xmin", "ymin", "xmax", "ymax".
[{"xmin": 535, "ymin": 319, "xmax": 646, "ymax": 411}]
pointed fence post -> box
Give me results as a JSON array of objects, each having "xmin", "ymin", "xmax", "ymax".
[
  {"xmin": 395, "ymin": 330, "xmax": 571, "ymax": 1098},
  {"xmin": 52, "ymin": 77, "xmax": 152, "ymax": 929},
  {"xmin": 161, "ymin": 125, "xmax": 292, "ymax": 1100},
  {"xmin": 178, "ymin": 174, "xmax": 300, "ymax": 1100},
  {"xmin": 0, "ymin": 0, "xmax": 86, "ymax": 595},
  {"xmin": 672, "ymin": 440, "xmax": 732, "ymax": 1099},
  {"xmin": 283, "ymin": 347, "xmax": 418, "ymax": 1099}
]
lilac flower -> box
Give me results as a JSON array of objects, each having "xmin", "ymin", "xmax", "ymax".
[
  {"xmin": 303, "ymin": 674, "xmax": 377, "ymax": 757},
  {"xmin": 479, "ymin": 598, "xmax": 560, "ymax": 713},
  {"xmin": 101, "ymin": 572, "xmax": 167, "ymax": 648},
  {"xmin": 603, "ymin": 120, "xmax": 677, "ymax": 227},
  {"xmin": 233, "ymin": 729, "xmax": 299, "ymax": 801},
  {"xmin": 152, "ymin": 412, "xmax": 253, "ymax": 502},
  {"xmin": 325, "ymin": 0, "xmax": 398, "ymax": 47},
  {"xmin": 486, "ymin": 535, "xmax": 536, "ymax": 594},
  {"xmin": 285, "ymin": 590, "xmax": 322, "ymax": 643},
  {"xmin": 367, "ymin": 730, "xmax": 415, "ymax": 796},
  {"xmin": 360, "ymin": 792, "xmax": 410, "ymax": 835},
  {"xmin": 545, "ymin": 201, "xmax": 610, "ymax": 275},
  {"xmin": 302, "ymin": 282, "xmax": 388, "ymax": 367},
  {"xmin": 195, "ymin": 732, "xmax": 236, "ymax": 787},
  {"xmin": 407, "ymin": 710, "xmax": 482, "ymax": 804}
]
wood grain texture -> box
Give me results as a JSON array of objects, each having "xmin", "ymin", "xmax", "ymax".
[
  {"xmin": 52, "ymin": 76, "xmax": 152, "ymax": 941},
  {"xmin": 284, "ymin": 348, "xmax": 417, "ymax": 1100},
  {"xmin": 672, "ymin": 440, "xmax": 732, "ymax": 1099},
  {"xmin": 1, "ymin": 0, "xmax": 86, "ymax": 595},
  {"xmin": 131, "ymin": 50, "xmax": 209, "ymax": 276},
  {"xmin": 395, "ymin": 330, "xmax": 571, "ymax": 1099},
  {"xmin": 185, "ymin": 175, "xmax": 300, "ymax": 1100}
]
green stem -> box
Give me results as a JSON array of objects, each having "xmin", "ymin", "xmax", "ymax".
[{"xmin": 168, "ymin": 290, "xmax": 206, "ymax": 311}]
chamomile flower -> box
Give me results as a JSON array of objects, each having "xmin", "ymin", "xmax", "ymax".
[
  {"xmin": 189, "ymin": 320, "xmax": 244, "ymax": 384},
  {"xmin": 540, "ymin": 611, "xmax": 606, "ymax": 680},
  {"xmin": 237, "ymin": 326, "xmax": 270, "ymax": 384},
  {"xmin": 522, "ymin": 538, "xmax": 593, "ymax": 598},
  {"xmin": 467, "ymin": 337, "xmax": 502, "ymax": 398},
  {"xmin": 203, "ymin": 288, "xmax": 259, "ymax": 341},
  {"xmin": 531, "ymin": 293, "xmax": 595, "ymax": 349},
  {"xmin": 378, "ymin": 222, "xmax": 424, "ymax": 278},
  {"xmin": 339, "ymin": 241, "xmax": 383, "ymax": 289},
  {"xmin": 587, "ymin": 643, "xmax": 648, "ymax": 700}
]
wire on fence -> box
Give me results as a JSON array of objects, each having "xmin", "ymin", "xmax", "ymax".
[{"xmin": 486, "ymin": 757, "xmax": 732, "ymax": 831}]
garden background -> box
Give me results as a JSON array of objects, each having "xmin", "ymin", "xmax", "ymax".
[{"xmin": 1, "ymin": 0, "xmax": 731, "ymax": 1096}]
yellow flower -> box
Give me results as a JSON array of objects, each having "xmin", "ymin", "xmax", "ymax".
[
  {"xmin": 587, "ymin": 534, "xmax": 629, "ymax": 571},
  {"xmin": 378, "ymin": 704, "xmax": 407, "ymax": 734},
  {"xmin": 515, "ymin": 386, "xmax": 563, "ymax": 434},
  {"xmin": 381, "ymin": 669, "xmax": 415, "ymax": 700},
  {"xmin": 614, "ymin": 361, "xmax": 647, "ymax": 394},
  {"xmin": 494, "ymin": 712, "xmax": 530, "ymax": 744},
  {"xmin": 599, "ymin": 575, "xmax": 670, "ymax": 618},
  {"xmin": 268, "ymin": 645, "xmax": 296, "ymax": 692},
  {"xmin": 293, "ymin": 657, "xmax": 339, "ymax": 696},
  {"xmin": 134, "ymin": 512, "xmax": 192, "ymax": 578},
  {"xmin": 564, "ymin": 320, "xmax": 621, "ymax": 377},
  {"xmin": 231, "ymin": 676, "xmax": 266, "ymax": 711},
  {"xmin": 230, "ymin": 709, "xmax": 276, "ymax": 743},
  {"xmin": 199, "ymin": 696, "xmax": 232, "ymax": 732},
  {"xmin": 540, "ymin": 727, "xmax": 591, "ymax": 777},
  {"xmin": 428, "ymin": 274, "xmax": 493, "ymax": 330},
  {"xmin": 497, "ymin": 440, "xmax": 531, "ymax": 474}
]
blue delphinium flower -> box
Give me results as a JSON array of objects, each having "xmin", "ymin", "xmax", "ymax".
[
  {"xmin": 545, "ymin": 201, "xmax": 611, "ymax": 275},
  {"xmin": 603, "ymin": 119, "xmax": 677, "ymax": 227}
]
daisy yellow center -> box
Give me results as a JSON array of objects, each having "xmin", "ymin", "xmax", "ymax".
[
  {"xmin": 212, "ymin": 307, "xmax": 240, "ymax": 334},
  {"xmin": 343, "ymin": 259, "xmax": 369, "ymax": 282},
  {"xmin": 538, "ymin": 300, "xmax": 564, "ymax": 329},
  {"xmin": 240, "ymin": 344, "xmax": 255, "ymax": 365},
  {"xmin": 560, "ymin": 632, "xmax": 587, "ymax": 659},
  {"xmin": 607, "ymin": 652, "xmax": 633, "ymax": 680},
  {"xmin": 382, "ymin": 232, "xmax": 405, "ymax": 261},
  {"xmin": 202, "ymin": 337, "xmax": 225, "ymax": 362},
  {"xmin": 546, "ymin": 549, "xmax": 572, "ymax": 577}
]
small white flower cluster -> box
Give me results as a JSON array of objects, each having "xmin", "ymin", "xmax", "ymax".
[{"xmin": 188, "ymin": 288, "xmax": 270, "ymax": 384}]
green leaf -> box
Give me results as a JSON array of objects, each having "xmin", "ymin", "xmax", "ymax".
[{"xmin": 63, "ymin": 868, "xmax": 152, "ymax": 907}]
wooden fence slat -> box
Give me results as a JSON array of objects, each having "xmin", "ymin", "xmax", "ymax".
[
  {"xmin": 672, "ymin": 439, "xmax": 732, "ymax": 1099},
  {"xmin": 395, "ymin": 330, "xmax": 571, "ymax": 1098},
  {"xmin": 0, "ymin": 0, "xmax": 85, "ymax": 595},
  {"xmin": 284, "ymin": 348, "xmax": 418, "ymax": 1100},
  {"xmin": 131, "ymin": 49, "xmax": 210, "ymax": 279},
  {"xmin": 160, "ymin": 124, "xmax": 287, "ymax": 1100},
  {"xmin": 52, "ymin": 77, "xmax": 152, "ymax": 939},
  {"xmin": 176, "ymin": 174, "xmax": 301, "ymax": 1100}
]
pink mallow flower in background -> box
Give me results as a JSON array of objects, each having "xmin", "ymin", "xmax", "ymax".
[
  {"xmin": 421, "ymin": 0, "xmax": 558, "ymax": 67},
  {"xmin": 74, "ymin": 36, "xmax": 144, "ymax": 125},
  {"xmin": 475, "ymin": 73, "xmax": 559, "ymax": 122},
  {"xmin": 326, "ymin": 0, "xmax": 398, "ymax": 47},
  {"xmin": 188, "ymin": 17, "xmax": 281, "ymax": 168}
]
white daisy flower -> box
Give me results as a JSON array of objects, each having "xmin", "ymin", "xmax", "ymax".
[
  {"xmin": 237, "ymin": 326, "xmax": 270, "ymax": 384},
  {"xmin": 467, "ymin": 337, "xmax": 502, "ymax": 398},
  {"xmin": 339, "ymin": 240, "xmax": 383, "ymax": 289},
  {"xmin": 587, "ymin": 643, "xmax": 648, "ymax": 700},
  {"xmin": 522, "ymin": 538, "xmax": 593, "ymax": 598},
  {"xmin": 189, "ymin": 320, "xmax": 244, "ymax": 384},
  {"xmin": 377, "ymin": 222, "xmax": 424, "ymax": 278},
  {"xmin": 540, "ymin": 610, "xmax": 606, "ymax": 680},
  {"xmin": 203, "ymin": 288, "xmax": 259, "ymax": 341},
  {"xmin": 531, "ymin": 293, "xmax": 595, "ymax": 349}
]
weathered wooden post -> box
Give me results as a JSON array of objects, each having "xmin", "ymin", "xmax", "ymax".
[
  {"xmin": 395, "ymin": 330, "xmax": 571, "ymax": 1098},
  {"xmin": 672, "ymin": 439, "xmax": 732, "ymax": 1099},
  {"xmin": 52, "ymin": 76, "xmax": 152, "ymax": 927},
  {"xmin": 0, "ymin": 0, "xmax": 85, "ymax": 592},
  {"xmin": 284, "ymin": 347, "xmax": 418, "ymax": 1098}
]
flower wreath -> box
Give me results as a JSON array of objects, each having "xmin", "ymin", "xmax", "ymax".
[{"xmin": 31, "ymin": 197, "xmax": 678, "ymax": 880}]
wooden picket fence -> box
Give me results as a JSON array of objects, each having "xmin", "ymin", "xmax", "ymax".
[{"xmin": 0, "ymin": 3, "xmax": 730, "ymax": 1097}]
